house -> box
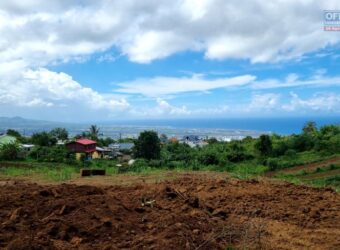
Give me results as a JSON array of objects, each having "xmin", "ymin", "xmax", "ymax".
[
  {"xmin": 21, "ymin": 144, "xmax": 35, "ymax": 152},
  {"xmin": 66, "ymin": 139, "xmax": 97, "ymax": 160},
  {"xmin": 183, "ymin": 135, "xmax": 200, "ymax": 142},
  {"xmin": 108, "ymin": 143, "xmax": 134, "ymax": 152},
  {"xmin": 181, "ymin": 135, "xmax": 208, "ymax": 148},
  {"xmin": 169, "ymin": 137, "xmax": 179, "ymax": 143},
  {"xmin": 0, "ymin": 135, "xmax": 17, "ymax": 146},
  {"xmin": 56, "ymin": 140, "xmax": 66, "ymax": 146},
  {"xmin": 93, "ymin": 146, "xmax": 114, "ymax": 159}
]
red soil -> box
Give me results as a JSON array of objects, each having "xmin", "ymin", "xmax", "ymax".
[{"xmin": 0, "ymin": 175, "xmax": 339, "ymax": 249}]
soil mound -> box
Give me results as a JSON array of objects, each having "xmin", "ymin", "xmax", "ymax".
[{"xmin": 0, "ymin": 175, "xmax": 339, "ymax": 249}]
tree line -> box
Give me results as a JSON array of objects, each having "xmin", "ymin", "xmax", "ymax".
[{"xmin": 1, "ymin": 122, "xmax": 339, "ymax": 173}]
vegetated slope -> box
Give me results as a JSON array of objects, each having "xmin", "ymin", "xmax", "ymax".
[
  {"xmin": 0, "ymin": 175, "xmax": 339, "ymax": 250},
  {"xmin": 273, "ymin": 156, "xmax": 340, "ymax": 175}
]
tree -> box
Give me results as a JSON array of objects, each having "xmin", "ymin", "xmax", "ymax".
[
  {"xmin": 134, "ymin": 131, "xmax": 161, "ymax": 160},
  {"xmin": 303, "ymin": 121, "xmax": 317, "ymax": 136},
  {"xmin": 227, "ymin": 142, "xmax": 252, "ymax": 162},
  {"xmin": 6, "ymin": 129, "xmax": 25, "ymax": 143},
  {"xmin": 0, "ymin": 143, "xmax": 20, "ymax": 160},
  {"xmin": 31, "ymin": 132, "xmax": 57, "ymax": 147},
  {"xmin": 160, "ymin": 134, "xmax": 168, "ymax": 143},
  {"xmin": 255, "ymin": 135, "xmax": 272, "ymax": 157},
  {"xmin": 319, "ymin": 125, "xmax": 340, "ymax": 139},
  {"xmin": 89, "ymin": 125, "xmax": 100, "ymax": 140},
  {"xmin": 163, "ymin": 141, "xmax": 193, "ymax": 162},
  {"xmin": 98, "ymin": 137, "xmax": 115, "ymax": 147},
  {"xmin": 207, "ymin": 137, "xmax": 218, "ymax": 144},
  {"xmin": 198, "ymin": 147, "xmax": 220, "ymax": 165},
  {"xmin": 50, "ymin": 128, "xmax": 68, "ymax": 141},
  {"xmin": 6, "ymin": 129, "xmax": 22, "ymax": 138}
]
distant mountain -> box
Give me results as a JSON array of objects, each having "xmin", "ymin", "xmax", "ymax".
[
  {"xmin": 0, "ymin": 116, "xmax": 64, "ymax": 127},
  {"xmin": 0, "ymin": 116, "xmax": 81, "ymax": 135}
]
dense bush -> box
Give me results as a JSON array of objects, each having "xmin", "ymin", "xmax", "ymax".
[
  {"xmin": 29, "ymin": 146, "xmax": 76, "ymax": 164},
  {"xmin": 255, "ymin": 135, "xmax": 272, "ymax": 157},
  {"xmin": 134, "ymin": 131, "xmax": 161, "ymax": 160},
  {"xmin": 31, "ymin": 132, "xmax": 57, "ymax": 147},
  {"xmin": 0, "ymin": 143, "xmax": 20, "ymax": 161}
]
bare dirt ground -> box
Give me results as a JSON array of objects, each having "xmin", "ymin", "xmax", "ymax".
[{"xmin": 0, "ymin": 173, "xmax": 339, "ymax": 250}]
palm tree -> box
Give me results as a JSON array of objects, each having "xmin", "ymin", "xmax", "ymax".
[{"xmin": 89, "ymin": 125, "xmax": 100, "ymax": 139}]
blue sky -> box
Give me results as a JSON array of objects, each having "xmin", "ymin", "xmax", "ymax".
[{"xmin": 0, "ymin": 1, "xmax": 340, "ymax": 122}]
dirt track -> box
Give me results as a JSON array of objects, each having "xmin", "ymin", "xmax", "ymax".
[
  {"xmin": 266, "ymin": 156, "xmax": 340, "ymax": 177},
  {"xmin": 0, "ymin": 174, "xmax": 339, "ymax": 249}
]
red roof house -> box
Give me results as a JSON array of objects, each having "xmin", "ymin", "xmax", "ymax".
[{"xmin": 66, "ymin": 139, "xmax": 97, "ymax": 153}]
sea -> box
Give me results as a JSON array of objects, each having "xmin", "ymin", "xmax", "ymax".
[
  {"xmin": 1, "ymin": 116, "xmax": 339, "ymax": 140},
  {"xmin": 97, "ymin": 116, "xmax": 340, "ymax": 139}
]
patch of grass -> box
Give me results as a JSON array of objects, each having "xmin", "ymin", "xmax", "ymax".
[
  {"xmin": 269, "ymin": 152, "xmax": 338, "ymax": 171},
  {"xmin": 0, "ymin": 163, "xmax": 79, "ymax": 182},
  {"xmin": 275, "ymin": 168, "xmax": 340, "ymax": 192},
  {"xmin": 229, "ymin": 163, "xmax": 268, "ymax": 179},
  {"xmin": 305, "ymin": 175, "xmax": 340, "ymax": 191}
]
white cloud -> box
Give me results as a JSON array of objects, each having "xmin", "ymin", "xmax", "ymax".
[
  {"xmin": 1, "ymin": 1, "xmax": 340, "ymax": 120},
  {"xmin": 128, "ymin": 98, "xmax": 230, "ymax": 117},
  {"xmin": 252, "ymin": 73, "xmax": 340, "ymax": 90},
  {"xmin": 248, "ymin": 93, "xmax": 281, "ymax": 111},
  {"xmin": 115, "ymin": 74, "xmax": 255, "ymax": 97},
  {"xmin": 283, "ymin": 92, "xmax": 340, "ymax": 112},
  {"xmin": 0, "ymin": 0, "xmax": 339, "ymax": 65},
  {"xmin": 0, "ymin": 67, "xmax": 129, "ymax": 111},
  {"xmin": 155, "ymin": 98, "xmax": 191, "ymax": 115}
]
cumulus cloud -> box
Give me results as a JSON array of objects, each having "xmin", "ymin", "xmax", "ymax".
[
  {"xmin": 0, "ymin": 0, "xmax": 340, "ymax": 65},
  {"xmin": 248, "ymin": 93, "xmax": 281, "ymax": 111},
  {"xmin": 283, "ymin": 92, "xmax": 340, "ymax": 112},
  {"xmin": 155, "ymin": 98, "xmax": 191, "ymax": 115},
  {"xmin": 115, "ymin": 74, "xmax": 255, "ymax": 97},
  {"xmin": 128, "ymin": 98, "xmax": 231, "ymax": 117},
  {"xmin": 1, "ymin": 1, "xmax": 340, "ymax": 120},
  {"xmin": 0, "ymin": 67, "xmax": 129, "ymax": 110}
]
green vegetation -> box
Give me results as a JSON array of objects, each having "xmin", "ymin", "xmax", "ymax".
[
  {"xmin": 276, "ymin": 163, "xmax": 340, "ymax": 191},
  {"xmin": 50, "ymin": 127, "xmax": 69, "ymax": 141},
  {"xmin": 31, "ymin": 132, "xmax": 57, "ymax": 146},
  {"xmin": 0, "ymin": 143, "xmax": 20, "ymax": 160},
  {"xmin": 134, "ymin": 130, "xmax": 161, "ymax": 160},
  {"xmin": 0, "ymin": 122, "xmax": 339, "ymax": 189},
  {"xmin": 0, "ymin": 162, "xmax": 79, "ymax": 182}
]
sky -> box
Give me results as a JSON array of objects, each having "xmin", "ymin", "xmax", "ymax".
[{"xmin": 0, "ymin": 0, "xmax": 340, "ymax": 122}]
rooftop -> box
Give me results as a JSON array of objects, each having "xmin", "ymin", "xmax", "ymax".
[
  {"xmin": 76, "ymin": 139, "xmax": 96, "ymax": 145},
  {"xmin": 0, "ymin": 135, "xmax": 17, "ymax": 145}
]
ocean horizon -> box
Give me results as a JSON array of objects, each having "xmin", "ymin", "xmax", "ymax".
[
  {"xmin": 102, "ymin": 116, "xmax": 340, "ymax": 135},
  {"xmin": 1, "ymin": 116, "xmax": 339, "ymax": 138}
]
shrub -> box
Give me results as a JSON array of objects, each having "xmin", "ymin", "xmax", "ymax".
[
  {"xmin": 255, "ymin": 135, "xmax": 272, "ymax": 157},
  {"xmin": 315, "ymin": 167, "xmax": 322, "ymax": 173},
  {"xmin": 29, "ymin": 146, "xmax": 75, "ymax": 164},
  {"xmin": 284, "ymin": 149, "xmax": 297, "ymax": 158},
  {"xmin": 266, "ymin": 158, "xmax": 279, "ymax": 171},
  {"xmin": 0, "ymin": 143, "xmax": 20, "ymax": 160},
  {"xmin": 328, "ymin": 164, "xmax": 336, "ymax": 170},
  {"xmin": 198, "ymin": 149, "xmax": 220, "ymax": 165},
  {"xmin": 134, "ymin": 131, "xmax": 161, "ymax": 160},
  {"xmin": 129, "ymin": 159, "xmax": 149, "ymax": 172}
]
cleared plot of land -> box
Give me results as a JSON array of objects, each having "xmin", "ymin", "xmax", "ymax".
[{"xmin": 0, "ymin": 174, "xmax": 339, "ymax": 250}]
